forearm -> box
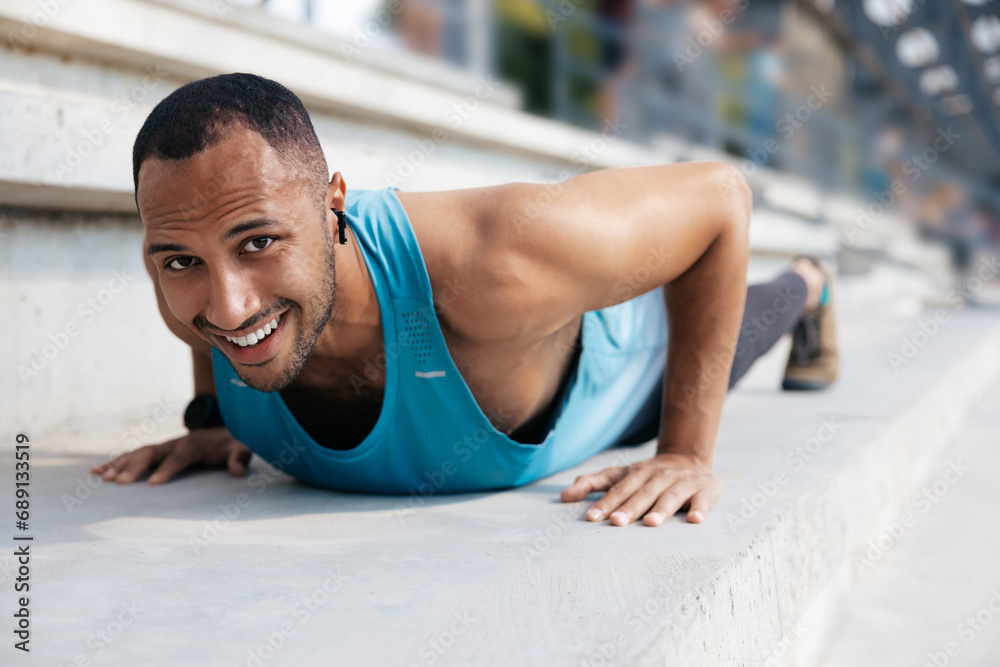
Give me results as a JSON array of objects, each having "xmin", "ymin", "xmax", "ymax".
[
  {"xmin": 556, "ymin": 163, "xmax": 750, "ymax": 525},
  {"xmin": 656, "ymin": 195, "xmax": 750, "ymax": 466},
  {"xmin": 192, "ymin": 348, "xmax": 215, "ymax": 397}
]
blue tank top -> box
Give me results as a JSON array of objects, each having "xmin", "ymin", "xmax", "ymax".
[{"xmin": 211, "ymin": 187, "xmax": 668, "ymax": 494}]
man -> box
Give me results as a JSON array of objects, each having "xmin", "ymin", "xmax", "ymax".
[{"xmin": 92, "ymin": 73, "xmax": 836, "ymax": 527}]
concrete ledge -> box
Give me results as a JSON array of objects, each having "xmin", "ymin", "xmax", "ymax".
[
  {"xmin": 0, "ymin": 0, "xmax": 654, "ymax": 169},
  {"xmin": 1, "ymin": 0, "xmax": 838, "ymax": 227},
  {"xmin": 147, "ymin": 0, "xmax": 521, "ymax": 109},
  {"xmin": 818, "ymin": 373, "xmax": 1000, "ymax": 665},
  {"xmin": 4, "ymin": 306, "xmax": 1000, "ymax": 665},
  {"xmin": 0, "ymin": 181, "xmax": 134, "ymax": 213},
  {"xmin": 671, "ymin": 311, "xmax": 1000, "ymax": 666}
]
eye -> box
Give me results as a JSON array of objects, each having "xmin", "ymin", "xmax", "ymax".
[
  {"xmin": 166, "ymin": 256, "xmax": 197, "ymax": 271},
  {"xmin": 243, "ymin": 236, "xmax": 275, "ymax": 253}
]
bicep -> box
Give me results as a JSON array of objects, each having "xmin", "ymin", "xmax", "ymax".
[{"xmin": 495, "ymin": 161, "xmax": 751, "ymax": 316}]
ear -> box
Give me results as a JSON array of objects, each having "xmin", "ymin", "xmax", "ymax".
[
  {"xmin": 327, "ymin": 171, "xmax": 347, "ymax": 212},
  {"xmin": 323, "ymin": 171, "xmax": 348, "ymax": 241}
]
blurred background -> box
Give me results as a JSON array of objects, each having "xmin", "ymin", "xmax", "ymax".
[
  {"xmin": 3, "ymin": 0, "xmax": 1000, "ymax": 446},
  {"xmin": 256, "ymin": 0, "xmax": 1000, "ymax": 291}
]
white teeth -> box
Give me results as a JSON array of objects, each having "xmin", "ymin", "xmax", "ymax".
[{"xmin": 225, "ymin": 313, "xmax": 282, "ymax": 348}]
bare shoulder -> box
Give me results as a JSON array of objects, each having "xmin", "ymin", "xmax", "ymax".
[
  {"xmin": 393, "ymin": 162, "xmax": 749, "ymax": 344},
  {"xmin": 394, "ymin": 183, "xmax": 571, "ymax": 343}
]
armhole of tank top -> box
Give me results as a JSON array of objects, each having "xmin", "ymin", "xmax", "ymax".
[{"xmin": 381, "ymin": 187, "xmax": 435, "ymax": 305}]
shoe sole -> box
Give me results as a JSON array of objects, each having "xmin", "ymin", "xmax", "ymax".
[{"xmin": 782, "ymin": 378, "xmax": 833, "ymax": 391}]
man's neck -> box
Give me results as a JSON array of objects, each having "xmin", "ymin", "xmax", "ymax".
[{"xmin": 293, "ymin": 229, "xmax": 385, "ymax": 390}]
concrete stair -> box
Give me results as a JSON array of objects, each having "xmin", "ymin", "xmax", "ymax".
[
  {"xmin": 818, "ymin": 372, "xmax": 1000, "ymax": 667},
  {"xmin": 4, "ymin": 303, "xmax": 999, "ymax": 666}
]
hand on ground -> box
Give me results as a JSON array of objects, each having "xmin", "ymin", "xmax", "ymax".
[
  {"xmin": 90, "ymin": 427, "xmax": 251, "ymax": 485},
  {"xmin": 559, "ymin": 452, "xmax": 722, "ymax": 526}
]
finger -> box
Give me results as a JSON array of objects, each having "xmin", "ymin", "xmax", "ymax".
[
  {"xmin": 227, "ymin": 444, "xmax": 251, "ymax": 477},
  {"xmin": 101, "ymin": 447, "xmax": 151, "ymax": 481},
  {"xmin": 560, "ymin": 466, "xmax": 628, "ymax": 503},
  {"xmin": 685, "ymin": 490, "xmax": 714, "ymax": 524},
  {"xmin": 561, "ymin": 468, "xmax": 626, "ymax": 502},
  {"xmin": 103, "ymin": 456, "xmax": 137, "ymax": 481},
  {"xmin": 96, "ymin": 452, "xmax": 132, "ymax": 480},
  {"xmin": 608, "ymin": 473, "xmax": 687, "ymax": 526},
  {"xmin": 113, "ymin": 447, "xmax": 163, "ymax": 484},
  {"xmin": 587, "ymin": 468, "xmax": 656, "ymax": 523},
  {"xmin": 90, "ymin": 459, "xmax": 115, "ymax": 475},
  {"xmin": 643, "ymin": 480, "xmax": 701, "ymax": 527},
  {"xmin": 147, "ymin": 446, "xmax": 195, "ymax": 485}
]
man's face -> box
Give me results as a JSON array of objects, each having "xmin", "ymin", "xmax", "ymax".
[{"xmin": 138, "ymin": 127, "xmax": 337, "ymax": 393}]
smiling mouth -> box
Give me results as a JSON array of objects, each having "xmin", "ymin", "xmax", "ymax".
[{"xmin": 222, "ymin": 312, "xmax": 283, "ymax": 348}]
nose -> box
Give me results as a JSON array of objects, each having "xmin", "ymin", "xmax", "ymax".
[{"xmin": 205, "ymin": 264, "xmax": 262, "ymax": 332}]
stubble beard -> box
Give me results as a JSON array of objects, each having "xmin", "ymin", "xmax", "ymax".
[{"xmin": 233, "ymin": 237, "xmax": 337, "ymax": 393}]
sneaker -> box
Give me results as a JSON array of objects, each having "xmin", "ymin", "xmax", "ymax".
[{"xmin": 782, "ymin": 257, "xmax": 839, "ymax": 391}]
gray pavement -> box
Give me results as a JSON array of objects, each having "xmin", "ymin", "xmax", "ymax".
[
  {"xmin": 2, "ymin": 307, "xmax": 1000, "ymax": 666},
  {"xmin": 819, "ymin": 372, "xmax": 1000, "ymax": 667}
]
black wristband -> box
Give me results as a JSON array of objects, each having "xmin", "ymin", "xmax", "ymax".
[{"xmin": 184, "ymin": 394, "xmax": 225, "ymax": 430}]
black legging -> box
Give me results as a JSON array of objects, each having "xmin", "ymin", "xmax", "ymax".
[
  {"xmin": 616, "ymin": 271, "xmax": 809, "ymax": 444},
  {"xmin": 728, "ymin": 271, "xmax": 809, "ymax": 387}
]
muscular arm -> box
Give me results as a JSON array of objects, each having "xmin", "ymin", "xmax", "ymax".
[
  {"xmin": 192, "ymin": 347, "xmax": 215, "ymax": 396},
  {"xmin": 477, "ymin": 161, "xmax": 752, "ymax": 526}
]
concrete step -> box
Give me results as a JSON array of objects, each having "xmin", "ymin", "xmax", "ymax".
[
  {"xmin": 2, "ymin": 307, "xmax": 1000, "ymax": 666},
  {"xmin": 818, "ymin": 375, "xmax": 1000, "ymax": 667}
]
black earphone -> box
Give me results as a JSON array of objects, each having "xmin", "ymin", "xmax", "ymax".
[{"xmin": 331, "ymin": 207, "xmax": 348, "ymax": 244}]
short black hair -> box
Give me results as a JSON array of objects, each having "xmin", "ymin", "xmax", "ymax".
[{"xmin": 132, "ymin": 72, "xmax": 328, "ymax": 217}]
